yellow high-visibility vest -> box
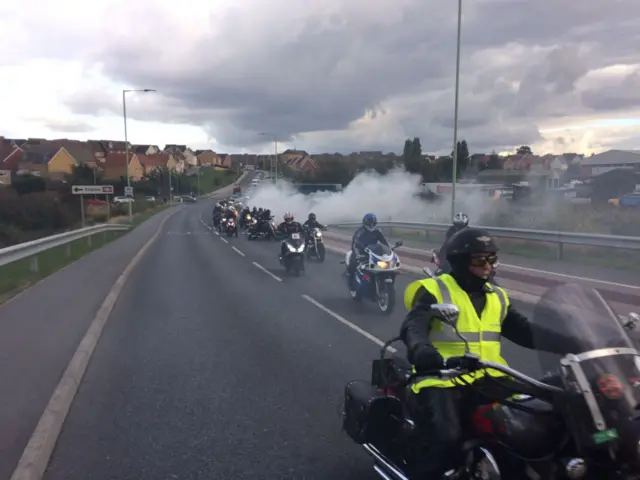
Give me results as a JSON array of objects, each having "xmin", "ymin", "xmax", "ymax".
[{"xmin": 403, "ymin": 274, "xmax": 510, "ymax": 391}]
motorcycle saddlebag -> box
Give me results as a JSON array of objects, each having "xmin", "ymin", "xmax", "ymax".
[{"xmin": 343, "ymin": 380, "xmax": 404, "ymax": 445}]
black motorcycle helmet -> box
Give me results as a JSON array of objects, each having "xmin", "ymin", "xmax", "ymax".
[
  {"xmin": 446, "ymin": 227, "xmax": 499, "ymax": 289},
  {"xmin": 308, "ymin": 212, "xmax": 316, "ymax": 222}
]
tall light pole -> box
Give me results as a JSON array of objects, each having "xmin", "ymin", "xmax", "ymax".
[
  {"xmin": 450, "ymin": 0, "xmax": 463, "ymax": 220},
  {"xmin": 123, "ymin": 88, "xmax": 156, "ymax": 223},
  {"xmin": 259, "ymin": 132, "xmax": 278, "ymax": 185}
]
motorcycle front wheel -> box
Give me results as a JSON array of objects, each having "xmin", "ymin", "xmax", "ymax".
[{"xmin": 377, "ymin": 280, "xmax": 396, "ymax": 315}]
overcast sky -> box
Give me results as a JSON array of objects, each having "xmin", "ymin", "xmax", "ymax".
[{"xmin": 1, "ymin": 0, "xmax": 639, "ymax": 155}]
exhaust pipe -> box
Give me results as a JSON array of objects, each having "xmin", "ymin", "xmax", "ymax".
[
  {"xmin": 373, "ymin": 464, "xmax": 395, "ymax": 480},
  {"xmin": 363, "ymin": 444, "xmax": 409, "ymax": 480}
]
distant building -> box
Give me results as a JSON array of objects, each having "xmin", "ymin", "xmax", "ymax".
[{"xmin": 581, "ymin": 150, "xmax": 640, "ymax": 176}]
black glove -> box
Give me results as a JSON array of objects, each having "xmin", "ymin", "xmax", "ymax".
[{"xmin": 409, "ymin": 344, "xmax": 444, "ymax": 372}]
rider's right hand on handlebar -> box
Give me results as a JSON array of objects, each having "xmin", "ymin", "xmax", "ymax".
[{"xmin": 445, "ymin": 353, "xmax": 481, "ymax": 370}]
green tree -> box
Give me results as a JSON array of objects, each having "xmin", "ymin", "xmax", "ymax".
[
  {"xmin": 11, "ymin": 175, "xmax": 46, "ymax": 195},
  {"xmin": 456, "ymin": 139, "xmax": 470, "ymax": 177},
  {"xmin": 402, "ymin": 137, "xmax": 422, "ymax": 174},
  {"xmin": 486, "ymin": 153, "xmax": 503, "ymax": 169},
  {"xmin": 516, "ymin": 145, "xmax": 532, "ymax": 155},
  {"xmin": 68, "ymin": 164, "xmax": 101, "ymax": 185}
]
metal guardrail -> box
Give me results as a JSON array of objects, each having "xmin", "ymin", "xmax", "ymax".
[
  {"xmin": 327, "ymin": 222, "xmax": 640, "ymax": 259},
  {"xmin": 0, "ymin": 224, "xmax": 131, "ymax": 271}
]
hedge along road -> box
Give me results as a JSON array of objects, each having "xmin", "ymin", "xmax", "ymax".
[
  {"xmin": 39, "ymin": 197, "xmax": 543, "ymax": 480},
  {"xmin": 1, "ymin": 172, "xmax": 257, "ymax": 480}
]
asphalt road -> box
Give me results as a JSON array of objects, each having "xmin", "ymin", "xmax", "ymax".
[
  {"xmin": 42, "ymin": 199, "xmax": 541, "ymax": 480},
  {"xmin": 0, "ymin": 174, "xmax": 255, "ymax": 480}
]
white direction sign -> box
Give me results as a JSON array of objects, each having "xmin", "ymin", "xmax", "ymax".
[
  {"xmin": 124, "ymin": 186, "xmax": 134, "ymax": 197},
  {"xmin": 72, "ymin": 185, "xmax": 114, "ymax": 195}
]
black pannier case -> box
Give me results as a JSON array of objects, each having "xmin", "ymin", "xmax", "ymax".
[{"xmin": 343, "ymin": 380, "xmax": 403, "ymax": 444}]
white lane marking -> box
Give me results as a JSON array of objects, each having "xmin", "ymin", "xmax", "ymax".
[
  {"xmin": 220, "ymin": 237, "xmax": 228, "ymax": 244},
  {"xmin": 301, "ymin": 294, "xmax": 397, "ymax": 353},
  {"xmin": 252, "ymin": 261, "xmax": 283, "ymax": 282},
  {"xmin": 232, "ymin": 246, "xmax": 245, "ymax": 257},
  {"xmin": 497, "ymin": 263, "xmax": 640, "ymax": 290},
  {"xmin": 215, "ymin": 231, "xmax": 220, "ymax": 236},
  {"xmin": 10, "ymin": 208, "xmax": 179, "ymax": 480},
  {"xmin": 326, "ymin": 232, "xmax": 639, "ymax": 290}
]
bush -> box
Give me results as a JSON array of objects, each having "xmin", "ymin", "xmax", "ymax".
[{"xmin": 0, "ymin": 188, "xmax": 78, "ymax": 247}]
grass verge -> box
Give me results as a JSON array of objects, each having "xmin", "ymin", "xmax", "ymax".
[
  {"xmin": 0, "ymin": 205, "xmax": 169, "ymax": 305},
  {"xmin": 387, "ymin": 227, "xmax": 640, "ymax": 272}
]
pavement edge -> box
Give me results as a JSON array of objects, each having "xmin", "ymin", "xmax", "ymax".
[{"xmin": 9, "ymin": 209, "xmax": 179, "ymax": 480}]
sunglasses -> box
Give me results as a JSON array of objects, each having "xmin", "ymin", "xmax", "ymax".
[{"xmin": 470, "ymin": 254, "xmax": 499, "ymax": 267}]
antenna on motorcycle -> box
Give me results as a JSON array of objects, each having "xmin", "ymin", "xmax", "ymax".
[{"xmin": 431, "ymin": 304, "xmax": 470, "ymax": 353}]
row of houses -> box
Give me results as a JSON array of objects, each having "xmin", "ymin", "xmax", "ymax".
[{"xmin": 0, "ymin": 137, "xmax": 321, "ymax": 186}]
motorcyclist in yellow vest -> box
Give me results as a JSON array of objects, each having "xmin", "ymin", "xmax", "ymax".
[{"xmin": 400, "ymin": 227, "xmax": 566, "ymax": 478}]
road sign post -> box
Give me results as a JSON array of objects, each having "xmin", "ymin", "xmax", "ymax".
[{"xmin": 72, "ymin": 185, "xmax": 115, "ymax": 227}]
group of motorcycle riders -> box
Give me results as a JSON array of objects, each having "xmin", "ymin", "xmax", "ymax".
[
  {"xmin": 212, "ymin": 198, "xmax": 577, "ymax": 477},
  {"xmin": 212, "ymin": 200, "xmax": 327, "ymax": 260}
]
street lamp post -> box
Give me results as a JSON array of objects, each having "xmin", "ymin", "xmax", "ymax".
[
  {"xmin": 123, "ymin": 88, "xmax": 156, "ymax": 223},
  {"xmin": 259, "ymin": 132, "xmax": 278, "ymax": 185},
  {"xmin": 450, "ymin": 0, "xmax": 463, "ymax": 220}
]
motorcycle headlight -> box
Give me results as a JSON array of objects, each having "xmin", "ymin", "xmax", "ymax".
[
  {"xmin": 315, "ymin": 231, "xmax": 322, "ymax": 238},
  {"xmin": 376, "ymin": 261, "xmax": 388, "ymax": 269},
  {"xmin": 247, "ymin": 215, "xmax": 251, "ymax": 220},
  {"xmin": 286, "ymin": 243, "xmax": 296, "ymax": 251}
]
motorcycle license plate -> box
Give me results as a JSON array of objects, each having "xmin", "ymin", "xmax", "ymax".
[
  {"xmin": 291, "ymin": 233, "xmax": 300, "ymax": 239},
  {"xmin": 384, "ymin": 278, "xmax": 393, "ymax": 283}
]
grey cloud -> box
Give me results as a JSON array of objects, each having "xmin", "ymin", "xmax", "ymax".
[
  {"xmin": 57, "ymin": 0, "xmax": 640, "ymax": 152},
  {"xmin": 582, "ymin": 71, "xmax": 640, "ymax": 111},
  {"xmin": 31, "ymin": 117, "xmax": 95, "ymax": 133}
]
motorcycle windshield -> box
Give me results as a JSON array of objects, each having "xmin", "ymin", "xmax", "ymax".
[
  {"xmin": 533, "ymin": 283, "xmax": 640, "ymax": 416},
  {"xmin": 288, "ymin": 234, "xmax": 303, "ymax": 247},
  {"xmin": 366, "ymin": 243, "xmax": 392, "ymax": 257}
]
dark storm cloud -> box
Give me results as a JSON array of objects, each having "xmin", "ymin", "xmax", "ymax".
[{"xmin": 57, "ymin": 0, "xmax": 640, "ymax": 152}]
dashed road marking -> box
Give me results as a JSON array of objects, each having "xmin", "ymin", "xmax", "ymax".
[
  {"xmin": 252, "ymin": 262, "xmax": 283, "ymax": 282},
  {"xmin": 232, "ymin": 246, "xmax": 245, "ymax": 257},
  {"xmin": 301, "ymin": 294, "xmax": 397, "ymax": 353}
]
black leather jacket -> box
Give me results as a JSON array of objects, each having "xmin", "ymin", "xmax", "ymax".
[
  {"xmin": 278, "ymin": 221, "xmax": 303, "ymax": 235},
  {"xmin": 351, "ymin": 226, "xmax": 388, "ymax": 253},
  {"xmin": 303, "ymin": 219, "xmax": 326, "ymax": 230}
]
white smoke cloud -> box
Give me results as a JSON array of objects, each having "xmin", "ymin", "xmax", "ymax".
[{"xmin": 248, "ymin": 168, "xmax": 496, "ymax": 225}]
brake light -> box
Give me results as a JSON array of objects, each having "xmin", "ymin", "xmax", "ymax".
[{"xmin": 597, "ymin": 374, "xmax": 623, "ymax": 399}]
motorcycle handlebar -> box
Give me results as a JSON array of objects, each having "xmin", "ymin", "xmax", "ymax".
[{"xmin": 407, "ymin": 356, "xmax": 563, "ymax": 394}]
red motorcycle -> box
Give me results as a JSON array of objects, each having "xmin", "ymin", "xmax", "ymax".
[
  {"xmin": 342, "ymin": 284, "xmax": 640, "ymax": 479},
  {"xmin": 226, "ymin": 217, "xmax": 238, "ymax": 237}
]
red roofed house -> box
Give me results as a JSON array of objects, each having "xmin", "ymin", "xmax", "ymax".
[
  {"xmin": 103, "ymin": 152, "xmax": 144, "ymax": 181},
  {"xmin": 135, "ymin": 152, "xmax": 179, "ymax": 175}
]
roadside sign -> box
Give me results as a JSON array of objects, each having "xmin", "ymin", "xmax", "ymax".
[
  {"xmin": 72, "ymin": 185, "xmax": 114, "ymax": 195},
  {"xmin": 124, "ymin": 186, "xmax": 134, "ymax": 197}
]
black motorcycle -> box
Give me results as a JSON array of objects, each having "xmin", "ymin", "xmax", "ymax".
[
  {"xmin": 305, "ymin": 226, "xmax": 327, "ymax": 262},
  {"xmin": 248, "ymin": 216, "xmax": 277, "ymax": 241},
  {"xmin": 279, "ymin": 232, "xmax": 305, "ymax": 276},
  {"xmin": 342, "ymin": 283, "xmax": 640, "ymax": 479}
]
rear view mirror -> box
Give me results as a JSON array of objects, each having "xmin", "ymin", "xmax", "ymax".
[
  {"xmin": 430, "ymin": 303, "xmax": 460, "ymax": 329},
  {"xmin": 624, "ymin": 312, "xmax": 640, "ymax": 331},
  {"xmin": 422, "ymin": 267, "xmax": 435, "ymax": 278},
  {"xmin": 394, "ymin": 240, "xmax": 403, "ymax": 248}
]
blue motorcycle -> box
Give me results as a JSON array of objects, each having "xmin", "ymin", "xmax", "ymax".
[{"xmin": 343, "ymin": 241, "xmax": 403, "ymax": 315}]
